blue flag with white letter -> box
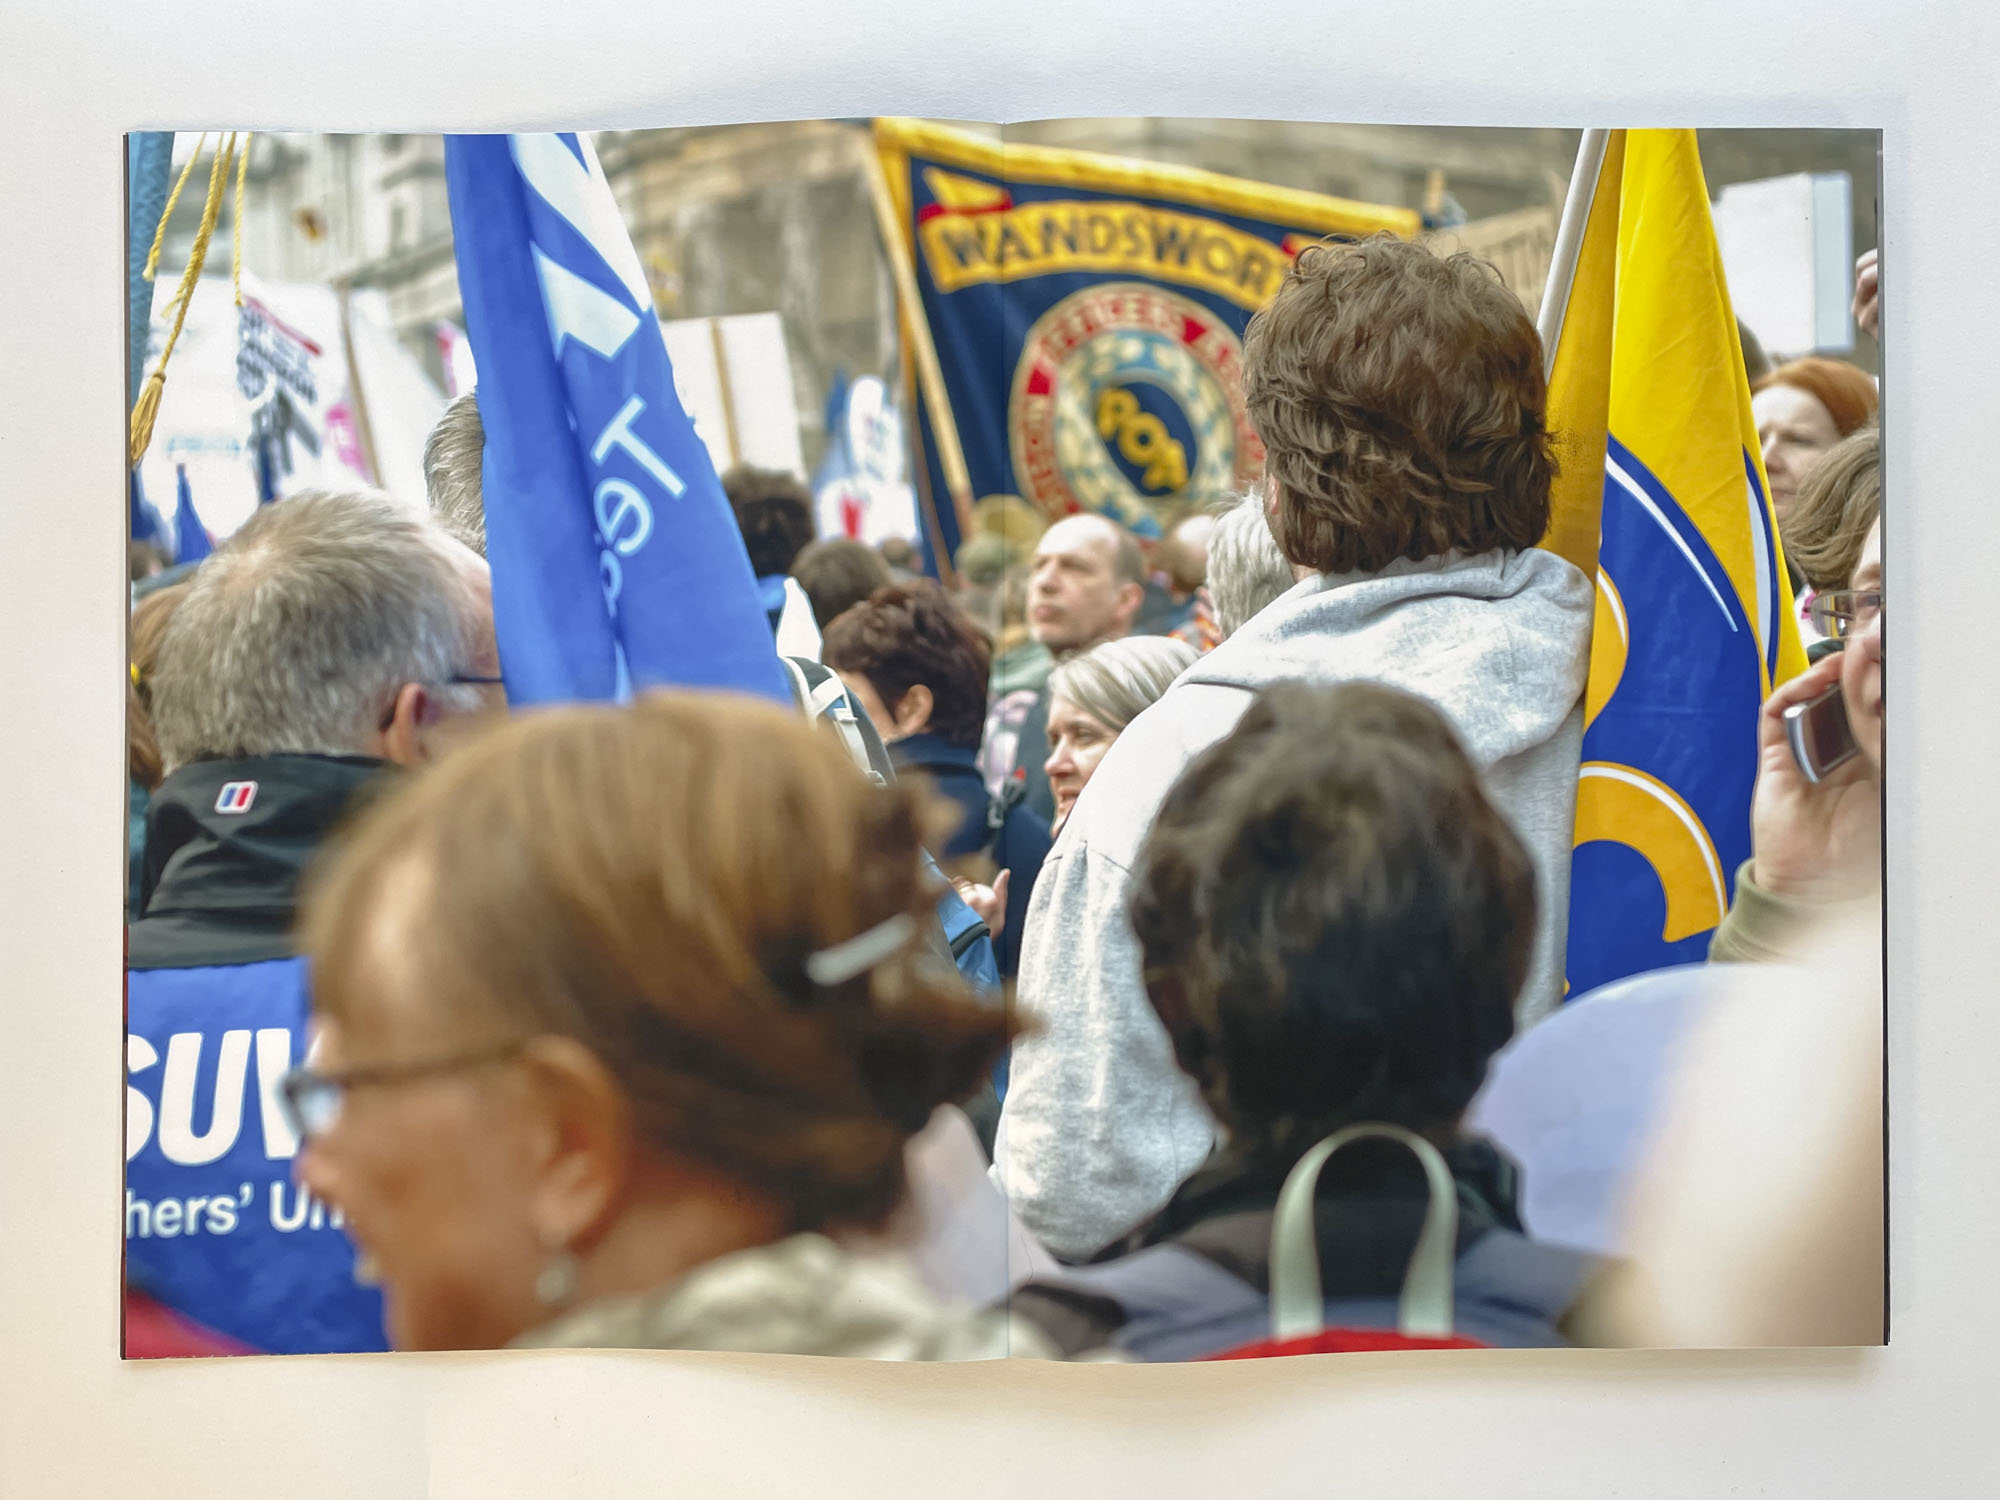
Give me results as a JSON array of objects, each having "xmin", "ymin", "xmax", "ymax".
[
  {"xmin": 443, "ymin": 133, "xmax": 787, "ymax": 707},
  {"xmin": 173, "ymin": 464, "xmax": 212, "ymax": 564}
]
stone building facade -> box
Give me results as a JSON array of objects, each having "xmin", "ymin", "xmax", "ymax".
[{"xmin": 150, "ymin": 123, "xmax": 1879, "ymax": 474}]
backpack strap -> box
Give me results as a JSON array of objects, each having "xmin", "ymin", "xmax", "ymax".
[
  {"xmin": 1269, "ymin": 1124, "xmax": 1459, "ymax": 1341},
  {"xmin": 782, "ymin": 655, "xmax": 887, "ymax": 786},
  {"xmin": 778, "ymin": 652, "xmax": 817, "ymax": 712}
]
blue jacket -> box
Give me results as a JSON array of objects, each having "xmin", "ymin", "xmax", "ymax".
[
  {"xmin": 126, "ymin": 754, "xmax": 391, "ymax": 1356},
  {"xmin": 892, "ymin": 732, "xmax": 1051, "ymax": 979}
]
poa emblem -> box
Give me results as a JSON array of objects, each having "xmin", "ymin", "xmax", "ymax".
[
  {"xmin": 214, "ymin": 781, "xmax": 258, "ymax": 815},
  {"xmin": 1010, "ymin": 283, "xmax": 1261, "ymax": 530}
]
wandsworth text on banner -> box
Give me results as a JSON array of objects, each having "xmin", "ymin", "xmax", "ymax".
[{"xmin": 872, "ymin": 119, "xmax": 1417, "ymax": 571}]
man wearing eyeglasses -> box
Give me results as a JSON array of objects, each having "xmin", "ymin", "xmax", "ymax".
[
  {"xmin": 1710, "ymin": 516, "xmax": 1883, "ymax": 965},
  {"xmin": 125, "ymin": 488, "xmax": 503, "ymax": 1357}
]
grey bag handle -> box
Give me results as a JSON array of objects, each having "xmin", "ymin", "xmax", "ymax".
[
  {"xmin": 1267, "ymin": 1123, "xmax": 1459, "ymax": 1341},
  {"xmin": 780, "ymin": 655, "xmax": 885, "ymax": 786}
]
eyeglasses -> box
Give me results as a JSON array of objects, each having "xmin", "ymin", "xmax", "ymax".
[
  {"xmin": 376, "ymin": 672, "xmax": 507, "ymax": 732},
  {"xmin": 1807, "ymin": 589, "xmax": 1883, "ymax": 641},
  {"xmin": 277, "ymin": 1039, "xmax": 528, "ymax": 1142}
]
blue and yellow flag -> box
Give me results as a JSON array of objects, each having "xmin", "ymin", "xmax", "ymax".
[
  {"xmin": 872, "ymin": 119, "xmax": 1417, "ymax": 566},
  {"xmin": 1544, "ymin": 130, "xmax": 1810, "ymax": 997}
]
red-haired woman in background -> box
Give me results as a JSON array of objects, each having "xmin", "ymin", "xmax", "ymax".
[{"xmin": 1751, "ymin": 356, "xmax": 1878, "ymax": 525}]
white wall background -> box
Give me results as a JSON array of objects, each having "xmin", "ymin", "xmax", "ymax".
[{"xmin": 1, "ymin": 0, "xmax": 1990, "ymax": 1494}]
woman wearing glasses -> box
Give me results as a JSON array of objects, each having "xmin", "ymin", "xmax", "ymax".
[
  {"xmin": 284, "ymin": 691, "xmax": 1047, "ymax": 1358},
  {"xmin": 1710, "ymin": 490, "xmax": 1883, "ymax": 965},
  {"xmin": 1780, "ymin": 425, "xmax": 1882, "ymax": 653}
]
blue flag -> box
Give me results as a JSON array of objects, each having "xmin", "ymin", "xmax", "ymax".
[
  {"xmin": 128, "ymin": 133, "xmax": 174, "ymax": 415},
  {"xmin": 173, "ymin": 464, "xmax": 212, "ymax": 564},
  {"xmin": 442, "ymin": 133, "xmax": 787, "ymax": 707},
  {"xmin": 254, "ymin": 433, "xmax": 278, "ymax": 505},
  {"xmin": 130, "ymin": 467, "xmax": 168, "ymax": 551}
]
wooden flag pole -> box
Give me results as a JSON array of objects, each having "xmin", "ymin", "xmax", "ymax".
[
  {"xmin": 708, "ymin": 318, "xmax": 745, "ymax": 468},
  {"xmin": 334, "ymin": 276, "xmax": 385, "ymax": 487},
  {"xmin": 1538, "ymin": 129, "xmax": 1611, "ymax": 381},
  {"xmin": 902, "ymin": 367, "xmax": 960, "ymax": 589},
  {"xmin": 858, "ymin": 127, "xmax": 978, "ymax": 551}
]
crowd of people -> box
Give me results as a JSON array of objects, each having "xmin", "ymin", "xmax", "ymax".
[{"xmin": 123, "ymin": 232, "xmax": 1885, "ymax": 1362}]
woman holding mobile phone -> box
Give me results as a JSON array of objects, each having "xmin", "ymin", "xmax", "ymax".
[{"xmin": 1709, "ymin": 516, "xmax": 1882, "ymax": 964}]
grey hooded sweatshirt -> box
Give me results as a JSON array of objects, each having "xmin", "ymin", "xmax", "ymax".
[{"xmin": 993, "ymin": 547, "xmax": 1595, "ymax": 1261}]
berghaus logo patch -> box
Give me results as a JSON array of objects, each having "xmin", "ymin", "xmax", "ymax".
[{"xmin": 214, "ymin": 781, "xmax": 258, "ymax": 815}]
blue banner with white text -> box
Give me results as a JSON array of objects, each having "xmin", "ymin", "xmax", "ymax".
[{"xmin": 444, "ymin": 132, "xmax": 788, "ymax": 707}]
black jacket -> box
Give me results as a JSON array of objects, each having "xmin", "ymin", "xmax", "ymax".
[
  {"xmin": 131, "ymin": 754, "xmax": 388, "ymax": 969},
  {"xmin": 1012, "ymin": 683, "xmax": 1056, "ymax": 826},
  {"xmin": 126, "ymin": 753, "xmax": 393, "ymax": 1354}
]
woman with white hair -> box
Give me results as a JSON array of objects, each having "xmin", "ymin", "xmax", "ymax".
[
  {"xmin": 1206, "ymin": 487, "xmax": 1304, "ymax": 638},
  {"xmin": 1042, "ymin": 634, "xmax": 1197, "ymax": 835},
  {"xmin": 1171, "ymin": 487, "xmax": 1304, "ymax": 652}
]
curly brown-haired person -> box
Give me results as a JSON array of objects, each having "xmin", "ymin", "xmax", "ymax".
[
  {"xmin": 1008, "ymin": 682, "xmax": 1595, "ymax": 1357},
  {"xmin": 822, "ymin": 580, "xmax": 1052, "ymax": 979},
  {"xmin": 996, "ymin": 236, "xmax": 1594, "ymax": 1261}
]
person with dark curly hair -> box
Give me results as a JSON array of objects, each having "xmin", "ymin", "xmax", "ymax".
[
  {"xmin": 1008, "ymin": 682, "xmax": 1595, "ymax": 1357},
  {"xmin": 997, "ymin": 235, "xmax": 1594, "ymax": 1262},
  {"xmin": 822, "ymin": 580, "xmax": 1051, "ymax": 979}
]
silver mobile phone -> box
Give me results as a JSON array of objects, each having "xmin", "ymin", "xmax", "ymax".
[{"xmin": 1783, "ymin": 683, "xmax": 1860, "ymax": 783}]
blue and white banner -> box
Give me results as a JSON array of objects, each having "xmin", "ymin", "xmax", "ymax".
[
  {"xmin": 444, "ymin": 133, "xmax": 788, "ymax": 707},
  {"xmin": 125, "ymin": 958, "xmax": 390, "ymax": 1355},
  {"xmin": 127, "ymin": 132, "xmax": 174, "ymax": 415},
  {"xmin": 812, "ymin": 371, "xmax": 921, "ymax": 548}
]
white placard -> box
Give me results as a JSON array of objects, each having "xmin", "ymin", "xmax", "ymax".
[
  {"xmin": 1714, "ymin": 171, "xmax": 1855, "ymax": 359},
  {"xmin": 660, "ymin": 311, "xmax": 807, "ymax": 478}
]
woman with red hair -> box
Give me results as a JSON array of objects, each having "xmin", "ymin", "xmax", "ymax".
[{"xmin": 1751, "ymin": 356, "xmax": 1879, "ymax": 524}]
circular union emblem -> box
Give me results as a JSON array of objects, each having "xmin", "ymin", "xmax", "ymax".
[{"xmin": 1010, "ymin": 283, "xmax": 1263, "ymax": 531}]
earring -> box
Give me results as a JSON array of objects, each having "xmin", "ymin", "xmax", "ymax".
[{"xmin": 534, "ymin": 1226, "xmax": 579, "ymax": 1309}]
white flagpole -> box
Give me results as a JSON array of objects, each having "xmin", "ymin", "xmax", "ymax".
[{"xmin": 1538, "ymin": 129, "xmax": 1612, "ymax": 381}]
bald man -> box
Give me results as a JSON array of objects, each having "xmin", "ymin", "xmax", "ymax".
[{"xmin": 1002, "ymin": 514, "xmax": 1146, "ymax": 822}]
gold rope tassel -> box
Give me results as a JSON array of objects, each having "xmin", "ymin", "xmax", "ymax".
[
  {"xmin": 130, "ymin": 133, "xmax": 237, "ymax": 469},
  {"xmin": 142, "ymin": 132, "xmax": 206, "ymax": 283},
  {"xmin": 232, "ymin": 131, "xmax": 251, "ymax": 307}
]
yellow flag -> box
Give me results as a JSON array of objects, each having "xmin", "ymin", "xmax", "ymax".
[{"xmin": 1540, "ymin": 129, "xmax": 1810, "ymax": 997}]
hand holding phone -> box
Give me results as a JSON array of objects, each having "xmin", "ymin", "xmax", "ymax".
[
  {"xmin": 1783, "ymin": 682, "xmax": 1860, "ymax": 784},
  {"xmin": 1749, "ymin": 653, "xmax": 1879, "ymax": 903}
]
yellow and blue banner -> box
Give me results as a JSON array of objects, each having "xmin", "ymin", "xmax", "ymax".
[
  {"xmin": 872, "ymin": 119, "xmax": 1417, "ymax": 567},
  {"xmin": 1544, "ymin": 130, "xmax": 1810, "ymax": 997}
]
